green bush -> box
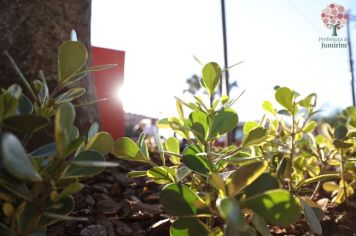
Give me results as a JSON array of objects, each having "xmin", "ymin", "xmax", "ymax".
[
  {"xmin": 113, "ymin": 62, "xmax": 355, "ymax": 236},
  {"xmin": 0, "ymin": 36, "xmax": 117, "ymax": 235}
]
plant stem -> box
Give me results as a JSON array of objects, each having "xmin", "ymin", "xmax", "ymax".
[
  {"xmin": 288, "ymin": 103, "xmax": 296, "ymax": 192},
  {"xmin": 339, "ymin": 149, "xmax": 349, "ymax": 204}
]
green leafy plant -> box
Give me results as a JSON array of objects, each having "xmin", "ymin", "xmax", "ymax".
[
  {"xmin": 113, "ymin": 62, "xmax": 304, "ymax": 236},
  {"xmin": 258, "ymin": 87, "xmax": 355, "ymax": 234},
  {"xmin": 0, "ymin": 34, "xmax": 117, "ymax": 235}
]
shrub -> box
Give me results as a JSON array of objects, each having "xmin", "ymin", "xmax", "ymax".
[
  {"xmin": 0, "ymin": 35, "xmax": 117, "ymax": 235},
  {"xmin": 113, "ymin": 62, "xmax": 355, "ymax": 236}
]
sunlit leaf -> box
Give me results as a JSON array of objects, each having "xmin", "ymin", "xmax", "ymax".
[
  {"xmin": 164, "ymin": 137, "xmax": 180, "ymax": 165},
  {"xmin": 201, "ymin": 62, "xmax": 221, "ymax": 95},
  {"xmin": 160, "ymin": 183, "xmax": 209, "ymax": 216},
  {"xmin": 275, "ymin": 87, "xmax": 294, "ymax": 112},
  {"xmin": 85, "ymin": 132, "xmax": 113, "ymax": 155},
  {"xmin": 242, "ymin": 127, "xmax": 267, "ymax": 147},
  {"xmin": 209, "ymin": 173, "xmax": 226, "ymax": 197},
  {"xmin": 170, "ymin": 217, "xmax": 210, "ymax": 236},
  {"xmin": 147, "ymin": 166, "xmax": 176, "ymax": 184},
  {"xmin": 243, "ymin": 189, "xmax": 301, "ymax": 226},
  {"xmin": 188, "ymin": 110, "xmax": 208, "ymax": 143},
  {"xmin": 243, "ymin": 121, "xmax": 259, "ymax": 134},
  {"xmin": 226, "ymin": 161, "xmax": 268, "ymax": 197},
  {"xmin": 262, "ymin": 100, "xmax": 276, "ymax": 115},
  {"xmin": 113, "ymin": 137, "xmax": 147, "ymax": 163},
  {"xmin": 58, "ymin": 41, "xmax": 88, "ymax": 83}
]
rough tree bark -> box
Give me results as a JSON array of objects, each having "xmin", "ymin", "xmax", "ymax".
[{"xmin": 0, "ymin": 0, "xmax": 98, "ymax": 133}]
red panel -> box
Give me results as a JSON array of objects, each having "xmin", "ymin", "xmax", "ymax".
[{"xmin": 92, "ymin": 46, "xmax": 125, "ymax": 139}]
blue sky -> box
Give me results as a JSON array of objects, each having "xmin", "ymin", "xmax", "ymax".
[{"xmin": 91, "ymin": 0, "xmax": 356, "ymax": 121}]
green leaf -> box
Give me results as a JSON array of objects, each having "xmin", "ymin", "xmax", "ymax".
[
  {"xmin": 244, "ymin": 173, "xmax": 279, "ymax": 198},
  {"xmin": 85, "ymin": 132, "xmax": 113, "ymax": 155},
  {"xmin": 170, "ymin": 217, "xmax": 210, "ymax": 236},
  {"xmin": 334, "ymin": 125, "xmax": 348, "ymax": 140},
  {"xmin": 156, "ymin": 118, "xmax": 170, "ymax": 128},
  {"xmin": 58, "ymin": 41, "xmax": 88, "ymax": 83},
  {"xmin": 322, "ymin": 181, "xmax": 339, "ymax": 192},
  {"xmin": 64, "ymin": 138, "xmax": 84, "ymax": 157},
  {"xmin": 188, "ymin": 110, "xmax": 208, "ymax": 143},
  {"xmin": 243, "ymin": 189, "xmax": 301, "ymax": 226},
  {"xmin": 16, "ymin": 94, "xmax": 33, "ymax": 115},
  {"xmin": 0, "ymin": 163, "xmax": 32, "ymax": 201},
  {"xmin": 208, "ymin": 108, "xmax": 238, "ymax": 140},
  {"xmin": 176, "ymin": 99, "xmax": 185, "ymax": 121},
  {"xmin": 182, "ymin": 144, "xmax": 211, "ymax": 175},
  {"xmin": 164, "ymin": 137, "xmax": 180, "ymax": 165},
  {"xmin": 30, "ymin": 142, "xmax": 56, "ymax": 159},
  {"xmin": 296, "ymin": 173, "xmax": 339, "ymax": 187},
  {"xmin": 299, "ymin": 93, "xmax": 317, "ymax": 108},
  {"xmin": 57, "ymin": 183, "xmax": 84, "ymax": 201},
  {"xmin": 54, "ymin": 88, "xmax": 86, "ymax": 104},
  {"xmin": 147, "ymin": 166, "xmax": 176, "ymax": 184},
  {"xmin": 1, "ymin": 133, "xmax": 42, "ymax": 181},
  {"xmin": 127, "ymin": 171, "xmax": 147, "ymax": 178},
  {"xmin": 160, "ymin": 183, "xmax": 209, "ymax": 216},
  {"xmin": 300, "ymin": 198, "xmax": 322, "ymax": 235},
  {"xmin": 4, "ymin": 114, "xmax": 49, "ymax": 134},
  {"xmin": 333, "ymin": 140, "xmax": 353, "ymax": 149},
  {"xmin": 262, "ymin": 101, "xmax": 276, "ymax": 115},
  {"xmin": 55, "ymin": 103, "xmax": 75, "ymax": 158},
  {"xmin": 243, "ymin": 121, "xmax": 259, "ymax": 134},
  {"xmin": 112, "ymin": 137, "xmax": 147, "ymax": 162},
  {"xmin": 275, "ymin": 87, "xmax": 294, "ymax": 112},
  {"xmin": 208, "ymin": 173, "xmax": 226, "ymax": 197},
  {"xmin": 217, "ymin": 197, "xmax": 245, "ymax": 230},
  {"xmin": 201, "ymin": 62, "xmax": 221, "ymax": 95},
  {"xmin": 0, "ymin": 93, "xmax": 18, "ymax": 119},
  {"xmin": 251, "ymin": 214, "xmax": 272, "ymax": 236},
  {"xmin": 303, "ymin": 121, "xmax": 317, "ymax": 133},
  {"xmin": 242, "ymin": 127, "xmax": 267, "ymax": 147},
  {"xmin": 88, "ymin": 122, "xmax": 99, "ymax": 140},
  {"xmin": 65, "ymin": 150, "xmax": 105, "ymax": 177},
  {"xmin": 165, "ymin": 137, "xmax": 180, "ymax": 155},
  {"xmin": 226, "ymin": 161, "xmax": 268, "ymax": 197}
]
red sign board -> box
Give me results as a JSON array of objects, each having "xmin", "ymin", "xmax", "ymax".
[{"xmin": 92, "ymin": 46, "xmax": 125, "ymax": 139}]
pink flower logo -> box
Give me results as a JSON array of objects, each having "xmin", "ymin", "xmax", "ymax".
[{"xmin": 321, "ymin": 3, "xmax": 348, "ymax": 36}]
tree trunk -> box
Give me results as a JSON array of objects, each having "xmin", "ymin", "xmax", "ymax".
[{"xmin": 0, "ymin": 0, "xmax": 98, "ymax": 134}]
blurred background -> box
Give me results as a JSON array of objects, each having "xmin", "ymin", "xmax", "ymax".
[{"xmin": 92, "ymin": 0, "xmax": 356, "ymax": 122}]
